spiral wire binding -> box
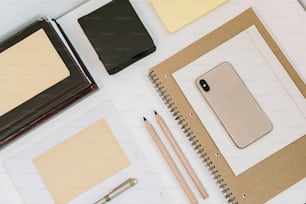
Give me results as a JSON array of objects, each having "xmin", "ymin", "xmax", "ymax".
[{"xmin": 149, "ymin": 71, "xmax": 238, "ymax": 204}]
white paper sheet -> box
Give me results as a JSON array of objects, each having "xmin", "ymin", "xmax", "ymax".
[
  {"xmin": 0, "ymin": 183, "xmax": 10, "ymax": 204},
  {"xmin": 173, "ymin": 26, "xmax": 306, "ymax": 176},
  {"xmin": 4, "ymin": 101, "xmax": 174, "ymax": 204}
]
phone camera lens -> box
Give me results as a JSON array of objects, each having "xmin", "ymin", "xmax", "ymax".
[{"xmin": 199, "ymin": 79, "xmax": 210, "ymax": 92}]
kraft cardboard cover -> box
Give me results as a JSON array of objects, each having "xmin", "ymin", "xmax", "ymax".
[{"xmin": 149, "ymin": 8, "xmax": 306, "ymax": 204}]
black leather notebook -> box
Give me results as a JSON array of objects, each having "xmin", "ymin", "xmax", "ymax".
[{"xmin": 78, "ymin": 0, "xmax": 156, "ymax": 74}]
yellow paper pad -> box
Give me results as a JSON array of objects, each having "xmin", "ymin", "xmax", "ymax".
[
  {"xmin": 33, "ymin": 119, "xmax": 130, "ymax": 204},
  {"xmin": 0, "ymin": 29, "xmax": 70, "ymax": 116},
  {"xmin": 150, "ymin": 0, "xmax": 228, "ymax": 33}
]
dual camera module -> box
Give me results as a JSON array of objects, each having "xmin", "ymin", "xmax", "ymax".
[{"xmin": 199, "ymin": 79, "xmax": 210, "ymax": 92}]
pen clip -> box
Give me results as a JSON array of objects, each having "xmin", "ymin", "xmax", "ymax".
[{"xmin": 110, "ymin": 178, "xmax": 136, "ymax": 194}]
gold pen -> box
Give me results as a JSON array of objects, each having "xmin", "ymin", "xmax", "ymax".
[{"xmin": 94, "ymin": 178, "xmax": 137, "ymax": 204}]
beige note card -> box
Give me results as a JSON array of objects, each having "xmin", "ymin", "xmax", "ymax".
[
  {"xmin": 150, "ymin": 0, "xmax": 228, "ymax": 33},
  {"xmin": 33, "ymin": 119, "xmax": 130, "ymax": 204},
  {"xmin": 0, "ymin": 29, "xmax": 70, "ymax": 116}
]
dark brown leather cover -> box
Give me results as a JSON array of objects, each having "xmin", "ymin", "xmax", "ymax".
[{"xmin": 0, "ymin": 18, "xmax": 98, "ymax": 149}]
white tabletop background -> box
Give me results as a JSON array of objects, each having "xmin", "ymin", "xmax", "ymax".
[{"xmin": 0, "ymin": 0, "xmax": 306, "ymax": 204}]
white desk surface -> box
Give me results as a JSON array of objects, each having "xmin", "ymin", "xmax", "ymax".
[{"xmin": 0, "ymin": 0, "xmax": 305, "ymax": 204}]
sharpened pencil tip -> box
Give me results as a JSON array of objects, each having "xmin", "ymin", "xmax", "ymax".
[
  {"xmin": 154, "ymin": 110, "xmax": 158, "ymax": 115},
  {"xmin": 143, "ymin": 117, "xmax": 147, "ymax": 121}
]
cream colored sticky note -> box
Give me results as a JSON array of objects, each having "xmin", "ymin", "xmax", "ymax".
[
  {"xmin": 0, "ymin": 29, "xmax": 70, "ymax": 116},
  {"xmin": 150, "ymin": 0, "xmax": 228, "ymax": 33},
  {"xmin": 33, "ymin": 119, "xmax": 130, "ymax": 204}
]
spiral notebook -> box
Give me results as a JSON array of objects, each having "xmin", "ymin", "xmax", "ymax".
[{"xmin": 149, "ymin": 8, "xmax": 306, "ymax": 204}]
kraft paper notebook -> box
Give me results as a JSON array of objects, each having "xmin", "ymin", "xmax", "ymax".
[{"xmin": 149, "ymin": 8, "xmax": 306, "ymax": 204}]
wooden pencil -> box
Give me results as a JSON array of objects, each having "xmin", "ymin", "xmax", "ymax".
[
  {"xmin": 154, "ymin": 111, "xmax": 208, "ymax": 199},
  {"xmin": 143, "ymin": 117, "xmax": 197, "ymax": 204}
]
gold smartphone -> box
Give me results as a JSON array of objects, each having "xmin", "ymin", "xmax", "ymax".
[{"xmin": 195, "ymin": 62, "xmax": 272, "ymax": 148}]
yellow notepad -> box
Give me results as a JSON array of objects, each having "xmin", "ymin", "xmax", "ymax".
[
  {"xmin": 0, "ymin": 29, "xmax": 70, "ymax": 116},
  {"xmin": 150, "ymin": 0, "xmax": 228, "ymax": 33},
  {"xmin": 33, "ymin": 119, "xmax": 130, "ymax": 204}
]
